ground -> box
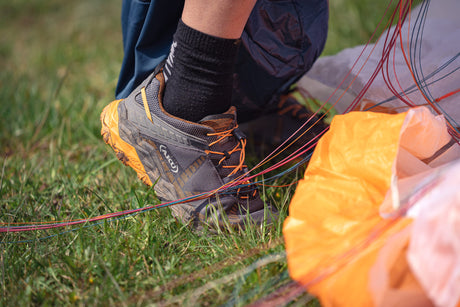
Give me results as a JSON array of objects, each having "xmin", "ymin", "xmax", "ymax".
[{"xmin": 0, "ymin": 0, "xmax": 403, "ymax": 305}]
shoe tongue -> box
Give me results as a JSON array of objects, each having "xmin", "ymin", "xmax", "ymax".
[{"xmin": 198, "ymin": 106, "xmax": 237, "ymax": 132}]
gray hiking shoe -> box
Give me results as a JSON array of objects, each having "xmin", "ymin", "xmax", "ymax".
[{"xmin": 100, "ymin": 68, "xmax": 277, "ymax": 229}]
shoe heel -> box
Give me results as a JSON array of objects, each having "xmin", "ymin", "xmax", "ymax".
[{"xmin": 100, "ymin": 100, "xmax": 153, "ymax": 186}]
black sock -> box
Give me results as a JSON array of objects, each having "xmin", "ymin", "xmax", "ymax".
[{"xmin": 162, "ymin": 20, "xmax": 240, "ymax": 122}]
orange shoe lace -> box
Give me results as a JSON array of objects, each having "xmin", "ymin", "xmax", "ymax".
[
  {"xmin": 205, "ymin": 126, "xmax": 259, "ymax": 199},
  {"xmin": 205, "ymin": 124, "xmax": 247, "ymax": 177}
]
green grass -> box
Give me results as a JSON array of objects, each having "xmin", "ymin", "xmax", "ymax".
[{"xmin": 0, "ymin": 0, "xmax": 402, "ymax": 305}]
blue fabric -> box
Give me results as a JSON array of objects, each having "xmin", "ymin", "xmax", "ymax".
[
  {"xmin": 116, "ymin": 0, "xmax": 184, "ymax": 99},
  {"xmin": 116, "ymin": 0, "xmax": 328, "ymax": 121},
  {"xmin": 234, "ymin": 0, "xmax": 329, "ymax": 121}
]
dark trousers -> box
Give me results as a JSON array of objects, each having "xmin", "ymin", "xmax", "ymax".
[{"xmin": 116, "ymin": 0, "xmax": 329, "ymax": 122}]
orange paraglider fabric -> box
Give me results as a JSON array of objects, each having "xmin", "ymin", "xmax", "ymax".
[{"xmin": 282, "ymin": 108, "xmax": 440, "ymax": 307}]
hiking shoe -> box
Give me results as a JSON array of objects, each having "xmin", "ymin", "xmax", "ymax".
[
  {"xmin": 100, "ymin": 68, "xmax": 277, "ymax": 229},
  {"xmin": 240, "ymin": 94, "xmax": 328, "ymax": 157}
]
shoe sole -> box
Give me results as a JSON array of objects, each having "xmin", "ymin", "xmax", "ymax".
[{"xmin": 100, "ymin": 99, "xmax": 153, "ymax": 186}]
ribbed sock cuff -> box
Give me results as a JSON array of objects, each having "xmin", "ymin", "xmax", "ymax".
[{"xmin": 175, "ymin": 19, "xmax": 240, "ymax": 59}]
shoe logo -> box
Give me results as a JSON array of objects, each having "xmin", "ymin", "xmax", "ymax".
[{"xmin": 159, "ymin": 144, "xmax": 179, "ymax": 173}]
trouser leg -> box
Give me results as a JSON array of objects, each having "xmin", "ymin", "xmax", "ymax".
[
  {"xmin": 233, "ymin": 0, "xmax": 328, "ymax": 122},
  {"xmin": 116, "ymin": 0, "xmax": 184, "ymax": 99}
]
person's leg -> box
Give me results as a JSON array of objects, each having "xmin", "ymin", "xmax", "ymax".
[
  {"xmin": 117, "ymin": 0, "xmax": 258, "ymax": 122},
  {"xmin": 116, "ymin": 0, "xmax": 329, "ymax": 121},
  {"xmin": 161, "ymin": 0, "xmax": 256, "ymax": 122}
]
